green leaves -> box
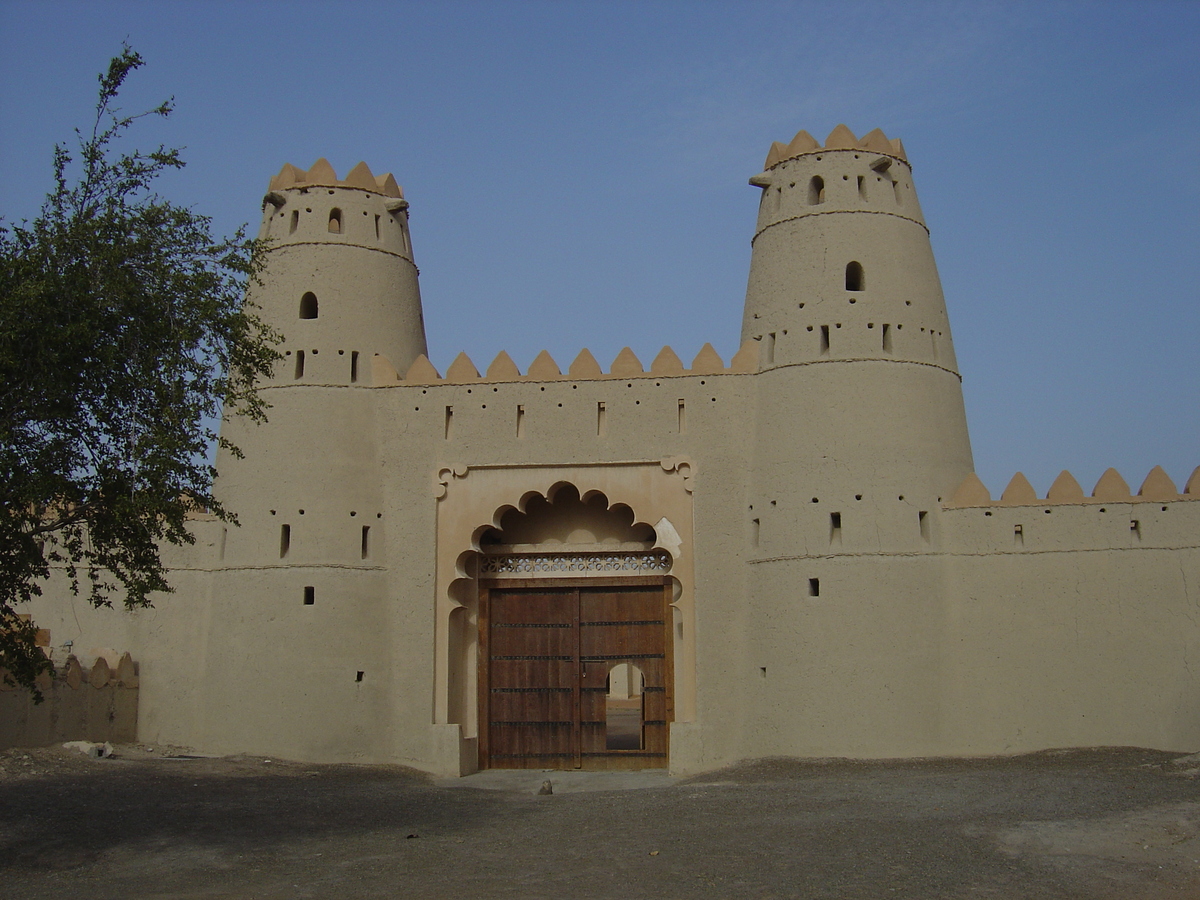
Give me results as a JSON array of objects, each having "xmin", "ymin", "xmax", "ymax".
[{"xmin": 0, "ymin": 45, "xmax": 281, "ymax": 696}]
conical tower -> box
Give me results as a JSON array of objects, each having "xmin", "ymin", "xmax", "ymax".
[
  {"xmin": 197, "ymin": 160, "xmax": 428, "ymax": 759},
  {"xmin": 215, "ymin": 157, "xmax": 429, "ymax": 517},
  {"xmin": 743, "ymin": 125, "xmax": 973, "ymax": 520},
  {"xmin": 254, "ymin": 158, "xmax": 428, "ymax": 382},
  {"xmin": 739, "ymin": 126, "xmax": 975, "ymax": 757}
]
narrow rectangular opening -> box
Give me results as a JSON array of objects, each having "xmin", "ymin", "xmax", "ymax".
[
  {"xmin": 516, "ymin": 404, "xmax": 525, "ymax": 438},
  {"xmin": 765, "ymin": 332, "xmax": 776, "ymax": 365},
  {"xmin": 819, "ymin": 325, "xmax": 830, "ymax": 355},
  {"xmin": 355, "ymin": 671, "xmax": 364, "ymax": 683},
  {"xmin": 444, "ymin": 405, "xmax": 453, "ymax": 440},
  {"xmin": 808, "ymin": 577, "xmax": 820, "ymax": 597},
  {"xmin": 857, "ymin": 175, "xmax": 867, "ymax": 200},
  {"xmin": 677, "ymin": 399, "xmax": 686, "ymax": 434},
  {"xmin": 280, "ymin": 524, "xmax": 291, "ymax": 558},
  {"xmin": 350, "ymin": 351, "xmax": 359, "ymax": 383},
  {"xmin": 294, "ymin": 350, "xmax": 305, "ymax": 379},
  {"xmin": 919, "ymin": 510, "xmax": 930, "ymax": 543},
  {"xmin": 597, "ymin": 401, "xmax": 606, "ymax": 437},
  {"xmin": 374, "ymin": 214, "xmax": 380, "ymax": 240},
  {"xmin": 1014, "ymin": 524, "xmax": 1024, "ymax": 546},
  {"xmin": 931, "ymin": 332, "xmax": 938, "ymax": 359},
  {"xmin": 361, "ymin": 525, "xmax": 370, "ymax": 559},
  {"xmin": 882, "ymin": 323, "xmax": 892, "ymax": 353},
  {"xmin": 219, "ymin": 527, "xmax": 227, "ymax": 561},
  {"xmin": 751, "ymin": 517, "xmax": 760, "ymax": 547},
  {"xmin": 303, "ymin": 586, "xmax": 315, "ymax": 605},
  {"xmin": 829, "ymin": 511, "xmax": 842, "ymax": 544},
  {"xmin": 1131, "ymin": 519, "xmax": 1141, "ymax": 539}
]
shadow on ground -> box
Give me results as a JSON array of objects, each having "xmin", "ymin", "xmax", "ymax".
[{"xmin": 1, "ymin": 746, "xmax": 1198, "ymax": 899}]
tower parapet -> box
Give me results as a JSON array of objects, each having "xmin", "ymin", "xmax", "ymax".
[
  {"xmin": 742, "ymin": 125, "xmax": 950, "ymax": 372},
  {"xmin": 254, "ymin": 158, "xmax": 427, "ymax": 383}
]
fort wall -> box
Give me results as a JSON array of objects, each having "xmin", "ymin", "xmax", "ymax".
[{"xmin": 17, "ymin": 134, "xmax": 1199, "ymax": 775}]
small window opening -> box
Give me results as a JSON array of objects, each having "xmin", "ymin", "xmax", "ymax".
[
  {"xmin": 374, "ymin": 214, "xmax": 381, "ymax": 240},
  {"xmin": 751, "ymin": 518, "xmax": 761, "ymax": 547},
  {"xmin": 765, "ymin": 332, "xmax": 776, "ymax": 365},
  {"xmin": 516, "ymin": 404, "xmax": 525, "ymax": 438},
  {"xmin": 882, "ymin": 324, "xmax": 892, "ymax": 353},
  {"xmin": 857, "ymin": 175, "xmax": 867, "ymax": 200},
  {"xmin": 303, "ymin": 586, "xmax": 315, "ymax": 605},
  {"xmin": 845, "ymin": 261, "xmax": 864, "ymax": 291},
  {"xmin": 892, "ymin": 180, "xmax": 903, "ymax": 205},
  {"xmin": 1014, "ymin": 524, "xmax": 1024, "ymax": 547},
  {"xmin": 361, "ymin": 525, "xmax": 370, "ymax": 559},
  {"xmin": 677, "ymin": 399, "xmax": 686, "ymax": 434},
  {"xmin": 355, "ymin": 671, "xmax": 364, "ymax": 683},
  {"xmin": 299, "ymin": 292, "xmax": 318, "ymax": 319},
  {"xmin": 829, "ymin": 512, "xmax": 842, "ymax": 545},
  {"xmin": 444, "ymin": 406, "xmax": 454, "ymax": 440},
  {"xmin": 596, "ymin": 402, "xmax": 606, "ymax": 436},
  {"xmin": 350, "ymin": 351, "xmax": 359, "ymax": 383},
  {"xmin": 289, "ymin": 210, "xmax": 299, "ymax": 234},
  {"xmin": 294, "ymin": 350, "xmax": 305, "ymax": 379},
  {"xmin": 808, "ymin": 578, "xmax": 820, "ymax": 597},
  {"xmin": 1131, "ymin": 519, "xmax": 1141, "ymax": 539},
  {"xmin": 808, "ymin": 175, "xmax": 825, "ymax": 205},
  {"xmin": 819, "ymin": 325, "xmax": 830, "ymax": 355},
  {"xmin": 919, "ymin": 510, "xmax": 930, "ymax": 543},
  {"xmin": 328, "ymin": 208, "xmax": 342, "ymax": 233},
  {"xmin": 280, "ymin": 524, "xmax": 291, "ymax": 558}
]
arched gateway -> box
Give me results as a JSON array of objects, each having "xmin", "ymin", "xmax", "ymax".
[
  {"xmin": 432, "ymin": 463, "xmax": 695, "ymax": 774},
  {"xmin": 476, "ymin": 488, "xmax": 674, "ymax": 769}
]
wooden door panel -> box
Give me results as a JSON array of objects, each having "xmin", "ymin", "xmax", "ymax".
[
  {"xmin": 490, "ymin": 627, "xmax": 574, "ymax": 657},
  {"xmin": 482, "ymin": 581, "xmax": 670, "ymax": 770},
  {"xmin": 488, "ymin": 686, "xmax": 577, "ymax": 720},
  {"xmin": 488, "ymin": 659, "xmax": 576, "ymax": 689},
  {"xmin": 579, "ymin": 588, "xmax": 661, "ymax": 621},
  {"xmin": 492, "ymin": 589, "xmax": 574, "ymax": 622}
]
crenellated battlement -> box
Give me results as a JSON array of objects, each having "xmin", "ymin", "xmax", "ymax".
[
  {"xmin": 762, "ymin": 124, "xmax": 908, "ymax": 170},
  {"xmin": 383, "ymin": 341, "xmax": 759, "ymax": 384},
  {"xmin": 946, "ymin": 465, "xmax": 1200, "ymax": 507},
  {"xmin": 267, "ymin": 158, "xmax": 403, "ymax": 198}
]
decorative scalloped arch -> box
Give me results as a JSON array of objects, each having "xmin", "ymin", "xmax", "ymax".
[{"xmin": 431, "ymin": 461, "xmax": 697, "ymax": 775}]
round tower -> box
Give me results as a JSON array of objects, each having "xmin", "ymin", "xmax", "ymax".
[
  {"xmin": 743, "ymin": 124, "xmax": 973, "ymax": 511},
  {"xmin": 199, "ymin": 161, "xmax": 428, "ymax": 761},
  {"xmin": 214, "ymin": 158, "xmax": 429, "ymax": 513},
  {"xmin": 254, "ymin": 158, "xmax": 428, "ymax": 385},
  {"xmin": 738, "ymin": 126, "xmax": 976, "ymax": 760}
]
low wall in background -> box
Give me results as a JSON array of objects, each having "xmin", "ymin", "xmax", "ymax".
[{"xmin": 0, "ymin": 653, "xmax": 138, "ymax": 750}]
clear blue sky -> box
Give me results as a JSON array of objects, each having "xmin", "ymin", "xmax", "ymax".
[{"xmin": 2, "ymin": 1, "xmax": 1197, "ymax": 496}]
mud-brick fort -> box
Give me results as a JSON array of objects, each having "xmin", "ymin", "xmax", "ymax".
[{"xmin": 26, "ymin": 124, "xmax": 1200, "ymax": 775}]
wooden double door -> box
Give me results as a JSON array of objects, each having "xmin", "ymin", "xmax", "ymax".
[{"xmin": 479, "ymin": 578, "xmax": 672, "ymax": 770}]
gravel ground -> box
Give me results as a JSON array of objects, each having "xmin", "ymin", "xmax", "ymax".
[{"xmin": 2, "ymin": 744, "xmax": 1199, "ymax": 899}]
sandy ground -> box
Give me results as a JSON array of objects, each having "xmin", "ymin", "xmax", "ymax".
[{"xmin": 2, "ymin": 744, "xmax": 1200, "ymax": 899}]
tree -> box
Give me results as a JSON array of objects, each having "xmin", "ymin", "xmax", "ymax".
[{"xmin": 0, "ymin": 47, "xmax": 281, "ymax": 695}]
